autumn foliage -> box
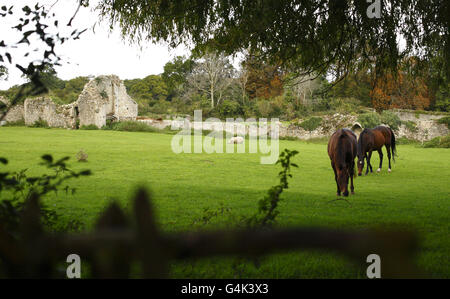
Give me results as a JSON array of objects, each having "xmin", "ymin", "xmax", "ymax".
[
  {"xmin": 243, "ymin": 56, "xmax": 285, "ymax": 100},
  {"xmin": 371, "ymin": 71, "xmax": 431, "ymax": 111}
]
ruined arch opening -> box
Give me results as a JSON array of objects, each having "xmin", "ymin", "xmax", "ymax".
[{"xmin": 74, "ymin": 106, "xmax": 80, "ymax": 129}]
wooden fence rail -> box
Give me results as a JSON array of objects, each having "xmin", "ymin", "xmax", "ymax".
[{"xmin": 0, "ymin": 189, "xmax": 421, "ymax": 278}]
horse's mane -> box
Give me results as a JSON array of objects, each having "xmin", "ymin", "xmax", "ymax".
[
  {"xmin": 336, "ymin": 130, "xmax": 357, "ymax": 177},
  {"xmin": 336, "ymin": 131, "xmax": 349, "ymax": 167}
]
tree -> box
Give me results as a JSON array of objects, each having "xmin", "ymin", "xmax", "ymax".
[
  {"xmin": 371, "ymin": 70, "xmax": 431, "ymax": 110},
  {"xmin": 125, "ymin": 75, "xmax": 168, "ymax": 102},
  {"xmin": 285, "ymin": 74, "xmax": 324, "ymax": 107},
  {"xmin": 0, "ymin": 2, "xmax": 87, "ymax": 121},
  {"xmin": 98, "ymin": 0, "xmax": 450, "ymax": 86},
  {"xmin": 424, "ymin": 49, "xmax": 450, "ymax": 111},
  {"xmin": 26, "ymin": 65, "xmax": 65, "ymax": 91},
  {"xmin": 433, "ymin": 82, "xmax": 450, "ymax": 111},
  {"xmin": 328, "ymin": 69, "xmax": 372, "ymax": 106},
  {"xmin": 237, "ymin": 65, "xmax": 249, "ymax": 104},
  {"xmin": 162, "ymin": 56, "xmax": 195, "ymax": 100},
  {"xmin": 124, "ymin": 75, "xmax": 169, "ymax": 115},
  {"xmin": 187, "ymin": 52, "xmax": 234, "ymax": 108},
  {"xmin": 51, "ymin": 76, "xmax": 90, "ymax": 104},
  {"xmin": 243, "ymin": 55, "xmax": 284, "ymax": 100}
]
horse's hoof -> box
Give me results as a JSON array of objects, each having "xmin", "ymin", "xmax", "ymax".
[
  {"xmin": 351, "ymin": 191, "xmax": 355, "ymax": 195},
  {"xmin": 388, "ymin": 168, "xmax": 391, "ymax": 173},
  {"xmin": 336, "ymin": 193, "xmax": 341, "ymax": 196},
  {"xmin": 377, "ymin": 168, "xmax": 381, "ymax": 173}
]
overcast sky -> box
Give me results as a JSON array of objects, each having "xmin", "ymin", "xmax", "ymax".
[{"xmin": 0, "ymin": 0, "xmax": 190, "ymax": 90}]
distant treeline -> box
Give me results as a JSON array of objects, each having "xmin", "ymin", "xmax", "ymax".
[
  {"xmin": 0, "ymin": 68, "xmax": 89, "ymax": 106},
  {"xmin": 1, "ymin": 54, "xmax": 448, "ymax": 120}
]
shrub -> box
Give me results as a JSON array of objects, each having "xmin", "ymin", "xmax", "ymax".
[
  {"xmin": 3, "ymin": 119, "xmax": 25, "ymax": 127},
  {"xmin": 104, "ymin": 121, "xmax": 159, "ymax": 132},
  {"xmin": 441, "ymin": 136, "xmax": 450, "ymax": 148},
  {"xmin": 380, "ymin": 110, "xmax": 402, "ymax": 130},
  {"xmin": 94, "ymin": 77, "xmax": 103, "ymax": 84},
  {"xmin": 396, "ymin": 137, "xmax": 420, "ymax": 145},
  {"xmin": 255, "ymin": 99, "xmax": 273, "ymax": 118},
  {"xmin": 437, "ymin": 116, "xmax": 450, "ymax": 129},
  {"xmin": 423, "ymin": 135, "xmax": 450, "ymax": 148},
  {"xmin": 217, "ymin": 100, "xmax": 242, "ymax": 118},
  {"xmin": 100, "ymin": 90, "xmax": 108, "ymax": 99},
  {"xmin": 403, "ymin": 120, "xmax": 418, "ymax": 132},
  {"xmin": 279, "ymin": 136, "xmax": 299, "ymax": 141},
  {"xmin": 30, "ymin": 118, "xmax": 49, "ymax": 128},
  {"xmin": 299, "ymin": 117, "xmax": 322, "ymax": 131},
  {"xmin": 0, "ymin": 155, "xmax": 91, "ymax": 235},
  {"xmin": 357, "ymin": 112, "xmax": 381, "ymax": 129},
  {"xmin": 329, "ymin": 97, "xmax": 363, "ymax": 114},
  {"xmin": 76, "ymin": 149, "xmax": 88, "ymax": 162},
  {"xmin": 80, "ymin": 124, "xmax": 99, "ymax": 130}
]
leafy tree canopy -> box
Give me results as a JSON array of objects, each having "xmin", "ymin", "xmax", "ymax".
[
  {"xmin": 98, "ymin": 0, "xmax": 449, "ymax": 81},
  {"xmin": 124, "ymin": 74, "xmax": 168, "ymax": 102},
  {"xmin": 162, "ymin": 55, "xmax": 195, "ymax": 99}
]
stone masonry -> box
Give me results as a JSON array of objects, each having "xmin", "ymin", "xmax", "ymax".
[{"xmin": 5, "ymin": 75, "xmax": 138, "ymax": 129}]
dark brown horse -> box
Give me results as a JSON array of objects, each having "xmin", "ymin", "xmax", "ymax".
[
  {"xmin": 328, "ymin": 129, "xmax": 357, "ymax": 197},
  {"xmin": 357, "ymin": 126, "xmax": 396, "ymax": 176}
]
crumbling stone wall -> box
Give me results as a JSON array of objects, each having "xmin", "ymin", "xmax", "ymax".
[
  {"xmin": 24, "ymin": 97, "xmax": 76, "ymax": 128},
  {"xmin": 6, "ymin": 75, "xmax": 138, "ymax": 129},
  {"xmin": 0, "ymin": 96, "xmax": 24, "ymax": 123},
  {"xmin": 76, "ymin": 75, "xmax": 138, "ymax": 127},
  {"xmin": 137, "ymin": 111, "xmax": 449, "ymax": 141}
]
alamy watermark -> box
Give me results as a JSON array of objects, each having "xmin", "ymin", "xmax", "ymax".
[
  {"xmin": 66, "ymin": 253, "xmax": 81, "ymax": 278},
  {"xmin": 170, "ymin": 110, "xmax": 280, "ymax": 164},
  {"xmin": 65, "ymin": 252, "xmax": 381, "ymax": 278},
  {"xmin": 366, "ymin": 253, "xmax": 381, "ymax": 278},
  {"xmin": 367, "ymin": 0, "xmax": 381, "ymax": 19}
]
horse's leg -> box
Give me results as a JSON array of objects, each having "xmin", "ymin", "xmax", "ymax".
[
  {"xmin": 377, "ymin": 149, "xmax": 383, "ymax": 172},
  {"xmin": 350, "ymin": 161, "xmax": 355, "ymax": 194},
  {"xmin": 369, "ymin": 151, "xmax": 373, "ymax": 172},
  {"xmin": 332, "ymin": 163, "xmax": 340, "ymax": 196},
  {"xmin": 366, "ymin": 150, "xmax": 373, "ymax": 175},
  {"xmin": 386, "ymin": 144, "xmax": 392, "ymax": 172},
  {"xmin": 364, "ymin": 151, "xmax": 370, "ymax": 175}
]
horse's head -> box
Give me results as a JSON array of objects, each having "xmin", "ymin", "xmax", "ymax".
[
  {"xmin": 357, "ymin": 155, "xmax": 364, "ymax": 176},
  {"xmin": 336, "ymin": 163, "xmax": 350, "ymax": 196}
]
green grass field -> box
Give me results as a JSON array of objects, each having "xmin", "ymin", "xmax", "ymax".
[{"xmin": 0, "ymin": 127, "xmax": 449, "ymax": 278}]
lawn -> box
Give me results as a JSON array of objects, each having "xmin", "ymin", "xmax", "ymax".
[{"xmin": 0, "ymin": 127, "xmax": 449, "ymax": 278}]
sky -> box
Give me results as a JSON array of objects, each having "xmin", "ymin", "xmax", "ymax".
[{"xmin": 0, "ymin": 0, "xmax": 190, "ymax": 90}]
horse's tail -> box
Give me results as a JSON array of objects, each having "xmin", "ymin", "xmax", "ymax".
[{"xmin": 389, "ymin": 127, "xmax": 396, "ymax": 162}]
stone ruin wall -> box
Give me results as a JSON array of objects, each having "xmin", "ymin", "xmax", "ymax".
[
  {"xmin": 24, "ymin": 97, "xmax": 77, "ymax": 128},
  {"xmin": 0, "ymin": 96, "xmax": 24, "ymax": 124},
  {"xmin": 0, "ymin": 75, "xmax": 138, "ymax": 129},
  {"xmin": 394, "ymin": 111, "xmax": 449, "ymax": 141},
  {"xmin": 76, "ymin": 81, "xmax": 110, "ymax": 128},
  {"xmin": 138, "ymin": 112, "xmax": 449, "ymax": 141},
  {"xmin": 76, "ymin": 75, "xmax": 138, "ymax": 128}
]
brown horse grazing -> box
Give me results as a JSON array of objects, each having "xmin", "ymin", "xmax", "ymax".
[
  {"xmin": 357, "ymin": 125, "xmax": 397, "ymax": 176},
  {"xmin": 328, "ymin": 129, "xmax": 357, "ymax": 197}
]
